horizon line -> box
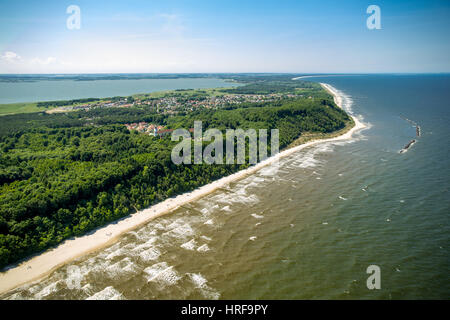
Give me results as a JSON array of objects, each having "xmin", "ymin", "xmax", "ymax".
[{"xmin": 1, "ymin": 72, "xmax": 450, "ymax": 76}]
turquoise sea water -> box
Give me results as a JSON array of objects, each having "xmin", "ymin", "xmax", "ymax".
[
  {"xmin": 0, "ymin": 78, "xmax": 238, "ymax": 104},
  {"xmin": 1, "ymin": 75, "xmax": 449, "ymax": 299}
]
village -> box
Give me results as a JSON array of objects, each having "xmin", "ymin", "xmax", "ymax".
[
  {"xmin": 45, "ymin": 91, "xmax": 306, "ymax": 136},
  {"xmin": 48, "ymin": 92, "xmax": 304, "ymax": 115},
  {"xmin": 122, "ymin": 92, "xmax": 304, "ymax": 137},
  {"xmin": 124, "ymin": 122, "xmax": 174, "ymax": 137}
]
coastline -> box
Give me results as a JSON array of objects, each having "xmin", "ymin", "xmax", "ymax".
[{"xmin": 0, "ymin": 83, "xmax": 366, "ymax": 296}]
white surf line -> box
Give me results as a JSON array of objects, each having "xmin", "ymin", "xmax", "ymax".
[
  {"xmin": 291, "ymin": 75, "xmax": 348, "ymax": 80},
  {"xmin": 0, "ymin": 82, "xmax": 367, "ymax": 295},
  {"xmin": 291, "ymin": 76, "xmax": 317, "ymax": 80}
]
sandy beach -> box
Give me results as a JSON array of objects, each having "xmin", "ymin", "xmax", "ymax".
[{"xmin": 0, "ymin": 83, "xmax": 366, "ymax": 295}]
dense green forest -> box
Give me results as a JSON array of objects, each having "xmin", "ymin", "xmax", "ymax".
[
  {"xmin": 0, "ymin": 79, "xmax": 351, "ymax": 268},
  {"xmin": 36, "ymin": 98, "xmax": 101, "ymax": 108}
]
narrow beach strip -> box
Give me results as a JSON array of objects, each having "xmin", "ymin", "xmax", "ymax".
[{"xmin": 0, "ymin": 83, "xmax": 366, "ymax": 295}]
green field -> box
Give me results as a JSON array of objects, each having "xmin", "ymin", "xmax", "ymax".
[{"xmin": 0, "ymin": 102, "xmax": 44, "ymax": 116}]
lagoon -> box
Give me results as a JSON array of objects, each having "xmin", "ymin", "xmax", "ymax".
[{"xmin": 0, "ymin": 78, "xmax": 239, "ymax": 104}]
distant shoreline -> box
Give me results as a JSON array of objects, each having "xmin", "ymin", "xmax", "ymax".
[
  {"xmin": 0, "ymin": 82, "xmax": 366, "ymax": 296},
  {"xmin": 0, "ymin": 77, "xmax": 241, "ymax": 109}
]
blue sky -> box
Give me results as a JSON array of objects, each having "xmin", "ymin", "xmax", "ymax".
[{"xmin": 0, "ymin": 0, "xmax": 449, "ymax": 73}]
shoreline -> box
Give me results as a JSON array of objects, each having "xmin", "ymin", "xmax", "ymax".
[{"xmin": 0, "ymin": 83, "xmax": 366, "ymax": 296}]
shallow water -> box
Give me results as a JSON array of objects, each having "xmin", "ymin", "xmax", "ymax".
[{"xmin": 2, "ymin": 75, "xmax": 449, "ymax": 299}]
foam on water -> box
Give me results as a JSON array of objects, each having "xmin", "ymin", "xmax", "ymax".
[
  {"xmin": 290, "ymin": 141, "xmax": 342, "ymax": 169},
  {"xmin": 27, "ymin": 283, "xmax": 44, "ymax": 295},
  {"xmin": 139, "ymin": 247, "xmax": 161, "ymax": 262},
  {"xmin": 197, "ymin": 244, "xmax": 210, "ymax": 252},
  {"xmin": 188, "ymin": 273, "xmax": 220, "ymax": 300},
  {"xmin": 294, "ymin": 151, "xmax": 323, "ymax": 169},
  {"xmin": 200, "ymin": 288, "xmax": 220, "ymax": 300},
  {"xmin": 105, "ymin": 257, "xmax": 139, "ymax": 279},
  {"xmin": 86, "ymin": 286, "xmax": 124, "ymax": 300},
  {"xmin": 189, "ymin": 273, "xmax": 208, "ymax": 288},
  {"xmin": 64, "ymin": 265, "xmax": 89, "ymax": 290},
  {"xmin": 180, "ymin": 239, "xmax": 197, "ymax": 251},
  {"xmin": 259, "ymin": 165, "xmax": 280, "ymax": 176},
  {"xmin": 153, "ymin": 222, "xmax": 166, "ymax": 230},
  {"xmin": 34, "ymin": 281, "xmax": 61, "ymax": 299},
  {"xmin": 81, "ymin": 283, "xmax": 93, "ymax": 295},
  {"xmin": 144, "ymin": 262, "xmax": 181, "ymax": 285},
  {"xmin": 163, "ymin": 219, "xmax": 195, "ymax": 240},
  {"xmin": 5, "ymin": 292, "xmax": 26, "ymax": 300},
  {"xmin": 132, "ymin": 237, "xmax": 158, "ymax": 253},
  {"xmin": 127, "ymin": 231, "xmax": 146, "ymax": 241},
  {"xmin": 329, "ymin": 85, "xmax": 354, "ymax": 114},
  {"xmin": 201, "ymin": 235, "xmax": 212, "ymax": 241},
  {"xmin": 215, "ymin": 191, "xmax": 260, "ymax": 206},
  {"xmin": 105, "ymin": 248, "xmax": 124, "ymax": 260}
]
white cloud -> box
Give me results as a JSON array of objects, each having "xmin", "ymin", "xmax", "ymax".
[
  {"xmin": 0, "ymin": 52, "xmax": 67, "ymax": 73},
  {"xmin": 1, "ymin": 51, "xmax": 22, "ymax": 62},
  {"xmin": 30, "ymin": 57, "xmax": 57, "ymax": 65}
]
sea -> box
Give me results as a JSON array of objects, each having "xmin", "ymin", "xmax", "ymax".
[{"xmin": 1, "ymin": 74, "xmax": 449, "ymax": 299}]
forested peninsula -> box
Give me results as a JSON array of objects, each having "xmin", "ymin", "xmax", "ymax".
[{"xmin": 0, "ymin": 77, "xmax": 352, "ymax": 268}]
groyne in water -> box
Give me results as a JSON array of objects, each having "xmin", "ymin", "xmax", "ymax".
[
  {"xmin": 399, "ymin": 116, "xmax": 421, "ymax": 153},
  {"xmin": 400, "ymin": 116, "xmax": 421, "ymax": 137},
  {"xmin": 399, "ymin": 139, "xmax": 417, "ymax": 153}
]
